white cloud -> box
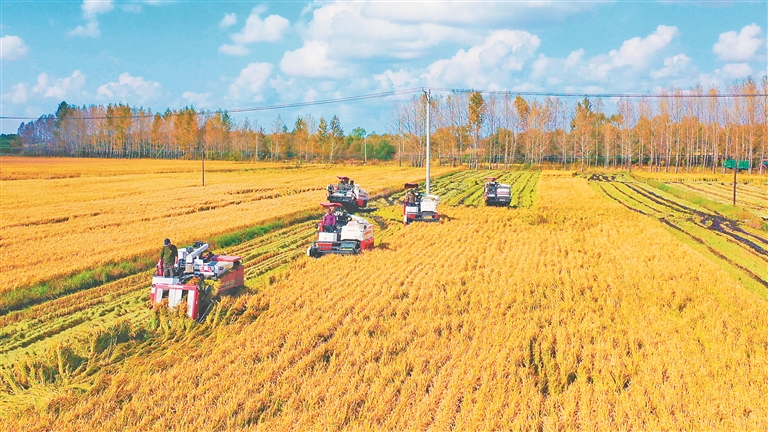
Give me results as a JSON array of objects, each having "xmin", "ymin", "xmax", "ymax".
[
  {"xmin": 374, "ymin": 69, "xmax": 418, "ymax": 90},
  {"xmin": 69, "ymin": 21, "xmax": 100, "ymax": 38},
  {"xmin": 562, "ymin": 49, "xmax": 584, "ymax": 69},
  {"xmin": 713, "ymin": 24, "xmax": 763, "ymax": 62},
  {"xmin": 70, "ymin": 0, "xmax": 113, "ymax": 38},
  {"xmin": 609, "ymin": 25, "xmax": 679, "ymax": 68},
  {"xmin": 218, "ymin": 44, "xmax": 248, "ymax": 56},
  {"xmin": 280, "ymin": 42, "xmax": 342, "ymax": 78},
  {"xmin": 302, "ymin": 2, "xmax": 475, "ymax": 61},
  {"xmin": 32, "ymin": 70, "xmax": 87, "ymax": 99},
  {"xmin": 721, "ymin": 63, "xmax": 753, "ymax": 80},
  {"xmin": 3, "ymin": 83, "xmax": 29, "ymax": 104},
  {"xmin": 359, "ymin": 0, "xmax": 596, "ymax": 25},
  {"xmin": 97, "ymin": 73, "xmax": 161, "ymax": 101},
  {"xmin": 182, "ymin": 91, "xmax": 211, "ymax": 108},
  {"xmin": 531, "ymin": 54, "xmax": 549, "ymax": 78},
  {"xmin": 423, "ymin": 30, "xmax": 540, "ymax": 87},
  {"xmin": 82, "ymin": 0, "xmax": 113, "ymax": 19},
  {"xmin": 650, "ymin": 54, "xmax": 692, "ymax": 79},
  {"xmin": 229, "ymin": 62, "xmax": 273, "ymax": 100},
  {"xmin": 233, "ymin": 8, "xmax": 289, "ymax": 43},
  {"xmin": 574, "ymin": 25, "xmax": 679, "ymax": 82},
  {"xmin": 220, "ymin": 6, "xmax": 289, "ymax": 56},
  {"xmin": 220, "ymin": 13, "xmax": 237, "ymax": 28},
  {"xmin": 0, "ymin": 35, "xmax": 29, "ymax": 61}
]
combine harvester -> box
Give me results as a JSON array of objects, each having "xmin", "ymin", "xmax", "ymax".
[
  {"xmin": 403, "ymin": 89, "xmax": 440, "ymax": 226},
  {"xmin": 403, "ymin": 183, "xmax": 440, "ymax": 225},
  {"xmin": 307, "ymin": 202, "xmax": 375, "ymax": 257},
  {"xmin": 326, "ymin": 176, "xmax": 369, "ymax": 211},
  {"xmin": 150, "ymin": 241, "xmax": 244, "ymax": 321},
  {"xmin": 483, "ymin": 177, "xmax": 511, "ymax": 206}
]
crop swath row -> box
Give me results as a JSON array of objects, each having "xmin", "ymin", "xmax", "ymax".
[
  {"xmin": 387, "ymin": 170, "xmax": 539, "ymax": 208},
  {"xmin": 591, "ymin": 176, "xmax": 768, "ymax": 294},
  {"xmin": 668, "ymin": 182, "xmax": 767, "ymax": 219}
]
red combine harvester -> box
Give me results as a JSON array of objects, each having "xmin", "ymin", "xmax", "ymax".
[
  {"xmin": 326, "ymin": 176, "xmax": 370, "ymax": 211},
  {"xmin": 483, "ymin": 177, "xmax": 511, "ymax": 206},
  {"xmin": 307, "ymin": 202, "xmax": 374, "ymax": 257},
  {"xmin": 403, "ymin": 182, "xmax": 440, "ymax": 225},
  {"xmin": 150, "ymin": 241, "xmax": 244, "ymax": 321}
]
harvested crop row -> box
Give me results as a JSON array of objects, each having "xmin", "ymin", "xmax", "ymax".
[{"xmin": 594, "ymin": 179, "xmax": 768, "ymax": 294}]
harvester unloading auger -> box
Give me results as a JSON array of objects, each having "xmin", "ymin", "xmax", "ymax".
[
  {"xmin": 150, "ymin": 241, "xmax": 244, "ymax": 321},
  {"xmin": 307, "ymin": 202, "xmax": 374, "ymax": 257},
  {"xmin": 483, "ymin": 177, "xmax": 511, "ymax": 206},
  {"xmin": 326, "ymin": 176, "xmax": 369, "ymax": 211}
]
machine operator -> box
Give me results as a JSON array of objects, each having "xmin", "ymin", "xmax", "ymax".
[
  {"xmin": 319, "ymin": 206, "xmax": 337, "ymax": 232},
  {"xmin": 160, "ymin": 238, "xmax": 178, "ymax": 277},
  {"xmin": 405, "ymin": 188, "xmax": 417, "ymax": 204}
]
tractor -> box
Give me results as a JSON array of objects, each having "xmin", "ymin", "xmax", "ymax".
[
  {"xmin": 150, "ymin": 241, "xmax": 244, "ymax": 321},
  {"xmin": 307, "ymin": 202, "xmax": 375, "ymax": 257},
  {"xmin": 403, "ymin": 182, "xmax": 440, "ymax": 225},
  {"xmin": 483, "ymin": 177, "xmax": 511, "ymax": 206}
]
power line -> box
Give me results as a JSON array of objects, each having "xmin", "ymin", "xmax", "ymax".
[
  {"xmin": 0, "ymin": 88, "xmax": 424, "ymax": 121},
  {"xmin": 1, "ymin": 86, "xmax": 766, "ymax": 121},
  {"xmin": 430, "ymin": 88, "xmax": 768, "ymax": 98}
]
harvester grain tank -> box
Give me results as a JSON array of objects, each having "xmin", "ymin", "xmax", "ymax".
[
  {"xmin": 403, "ymin": 183, "xmax": 440, "ymax": 225},
  {"xmin": 307, "ymin": 202, "xmax": 375, "ymax": 257},
  {"xmin": 326, "ymin": 176, "xmax": 369, "ymax": 211},
  {"xmin": 483, "ymin": 177, "xmax": 511, "ymax": 206},
  {"xmin": 150, "ymin": 241, "xmax": 244, "ymax": 321}
]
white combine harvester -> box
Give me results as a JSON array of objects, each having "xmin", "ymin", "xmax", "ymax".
[
  {"xmin": 403, "ymin": 182, "xmax": 440, "ymax": 225},
  {"xmin": 326, "ymin": 175, "xmax": 370, "ymax": 211},
  {"xmin": 307, "ymin": 202, "xmax": 374, "ymax": 257},
  {"xmin": 483, "ymin": 177, "xmax": 511, "ymax": 206},
  {"xmin": 150, "ymin": 241, "xmax": 244, "ymax": 320},
  {"xmin": 402, "ymin": 89, "xmax": 441, "ymax": 226}
]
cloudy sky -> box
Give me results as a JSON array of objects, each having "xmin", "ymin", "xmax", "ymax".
[{"xmin": 1, "ymin": 0, "xmax": 766, "ymax": 134}]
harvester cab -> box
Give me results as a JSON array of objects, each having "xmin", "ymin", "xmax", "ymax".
[
  {"xmin": 307, "ymin": 202, "xmax": 374, "ymax": 257},
  {"xmin": 403, "ymin": 182, "xmax": 440, "ymax": 225},
  {"xmin": 484, "ymin": 177, "xmax": 511, "ymax": 206},
  {"xmin": 150, "ymin": 241, "xmax": 244, "ymax": 321},
  {"xmin": 326, "ymin": 176, "xmax": 369, "ymax": 211}
]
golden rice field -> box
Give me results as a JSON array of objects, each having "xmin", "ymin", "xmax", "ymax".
[
  {"xmin": 2, "ymin": 168, "xmax": 768, "ymax": 430},
  {"xmin": 0, "ymin": 157, "xmax": 453, "ymax": 295},
  {"xmin": 1, "ymin": 158, "xmax": 767, "ymax": 430}
]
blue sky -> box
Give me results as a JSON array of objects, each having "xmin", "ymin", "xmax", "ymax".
[{"xmin": 1, "ymin": 0, "xmax": 766, "ymax": 134}]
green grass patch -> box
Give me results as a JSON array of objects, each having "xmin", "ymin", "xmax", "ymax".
[{"xmin": 0, "ymin": 255, "xmax": 156, "ymax": 316}]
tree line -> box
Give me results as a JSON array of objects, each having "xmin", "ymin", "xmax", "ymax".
[
  {"xmin": 12, "ymin": 76, "xmax": 768, "ymax": 173},
  {"xmin": 15, "ymin": 104, "xmax": 396, "ymax": 162},
  {"xmin": 391, "ymin": 77, "xmax": 767, "ymax": 173}
]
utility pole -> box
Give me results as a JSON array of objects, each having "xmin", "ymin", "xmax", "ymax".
[
  {"xmin": 425, "ymin": 89, "xmax": 431, "ymax": 196},
  {"xmin": 202, "ymin": 141, "xmax": 205, "ymax": 187},
  {"xmin": 733, "ymin": 157, "xmax": 738, "ymax": 205},
  {"xmin": 364, "ymin": 135, "xmax": 367, "ymax": 164}
]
